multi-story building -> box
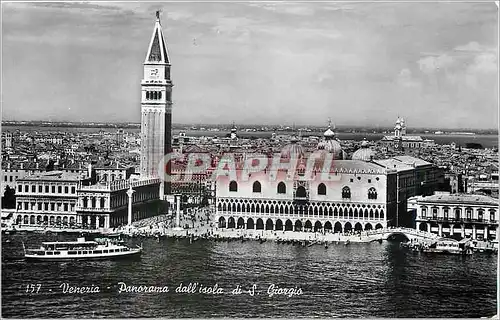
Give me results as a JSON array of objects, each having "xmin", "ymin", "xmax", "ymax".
[
  {"xmin": 14, "ymin": 171, "xmax": 163, "ymax": 229},
  {"xmin": 381, "ymin": 117, "xmax": 432, "ymax": 150},
  {"xmin": 77, "ymin": 178, "xmax": 162, "ymax": 228},
  {"xmin": 14, "ymin": 171, "xmax": 81, "ymax": 226},
  {"xmin": 216, "ymin": 159, "xmax": 393, "ymax": 233},
  {"xmin": 408, "ymin": 191, "xmax": 498, "ymax": 240},
  {"xmin": 374, "ymin": 156, "xmax": 444, "ymax": 226}
]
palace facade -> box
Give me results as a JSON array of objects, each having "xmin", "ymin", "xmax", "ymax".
[{"xmin": 408, "ymin": 192, "xmax": 499, "ymax": 240}]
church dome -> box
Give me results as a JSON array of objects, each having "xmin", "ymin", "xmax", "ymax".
[
  {"xmin": 317, "ymin": 139, "xmax": 343, "ymax": 159},
  {"xmin": 281, "ymin": 140, "xmax": 305, "ymax": 160},
  {"xmin": 324, "ymin": 127, "xmax": 335, "ymax": 138},
  {"xmin": 352, "ymin": 140, "xmax": 375, "ymax": 161}
]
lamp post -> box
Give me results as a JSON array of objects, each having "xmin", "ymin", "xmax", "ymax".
[{"xmin": 126, "ymin": 184, "xmax": 135, "ymax": 226}]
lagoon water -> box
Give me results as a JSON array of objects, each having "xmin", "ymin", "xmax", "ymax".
[{"xmin": 1, "ymin": 233, "xmax": 497, "ymax": 318}]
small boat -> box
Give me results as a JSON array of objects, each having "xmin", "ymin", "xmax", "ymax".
[
  {"xmin": 345, "ymin": 240, "xmax": 350, "ymax": 246},
  {"xmin": 23, "ymin": 237, "xmax": 142, "ymax": 261}
]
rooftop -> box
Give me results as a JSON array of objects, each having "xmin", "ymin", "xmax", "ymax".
[
  {"xmin": 416, "ymin": 193, "xmax": 498, "ymax": 206},
  {"xmin": 18, "ymin": 171, "xmax": 82, "ymax": 182}
]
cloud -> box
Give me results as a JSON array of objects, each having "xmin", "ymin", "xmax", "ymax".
[{"xmin": 418, "ymin": 54, "xmax": 455, "ymax": 74}]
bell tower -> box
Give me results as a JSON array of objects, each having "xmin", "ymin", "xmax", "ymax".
[{"xmin": 140, "ymin": 11, "xmax": 173, "ymax": 196}]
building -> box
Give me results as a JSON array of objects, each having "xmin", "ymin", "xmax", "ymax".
[
  {"xmin": 381, "ymin": 117, "xmax": 431, "ymax": 150},
  {"xmin": 216, "ymin": 158, "xmax": 393, "ymax": 233},
  {"xmin": 14, "ymin": 171, "xmax": 82, "ymax": 226},
  {"xmin": 140, "ymin": 11, "xmax": 173, "ymax": 197},
  {"xmin": 374, "ymin": 156, "xmax": 444, "ymax": 226},
  {"xmin": 93, "ymin": 163, "xmax": 135, "ymax": 183},
  {"xmin": 14, "ymin": 171, "xmax": 163, "ymax": 229},
  {"xmin": 408, "ymin": 192, "xmax": 498, "ymax": 240}
]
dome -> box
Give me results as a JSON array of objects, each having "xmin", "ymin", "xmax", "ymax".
[
  {"xmin": 280, "ymin": 141, "xmax": 305, "ymax": 160},
  {"xmin": 395, "ymin": 124, "xmax": 402, "ymax": 130},
  {"xmin": 324, "ymin": 128, "xmax": 335, "ymax": 138},
  {"xmin": 352, "ymin": 142, "xmax": 375, "ymax": 161},
  {"xmin": 396, "ymin": 117, "xmax": 401, "ymax": 125},
  {"xmin": 317, "ymin": 139, "xmax": 342, "ymax": 159}
]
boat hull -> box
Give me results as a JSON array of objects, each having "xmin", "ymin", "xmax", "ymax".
[{"xmin": 24, "ymin": 249, "xmax": 142, "ymax": 261}]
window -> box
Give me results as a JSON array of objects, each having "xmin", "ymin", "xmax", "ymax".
[
  {"xmin": 342, "ymin": 186, "xmax": 351, "ymax": 199},
  {"xmin": 51, "ymin": 203, "xmax": 55, "ymax": 211},
  {"xmin": 277, "ymin": 182, "xmax": 286, "ymax": 194},
  {"xmin": 64, "ymin": 203, "xmax": 68, "ymax": 211},
  {"xmin": 368, "ymin": 187, "xmax": 377, "ymax": 200},
  {"xmin": 9, "ymin": 176, "xmax": 12, "ymax": 182},
  {"xmin": 18, "ymin": 185, "xmax": 22, "ymax": 192},
  {"xmin": 477, "ymin": 209, "xmax": 484, "ymax": 221},
  {"xmin": 45, "ymin": 186, "xmax": 49, "ymax": 193},
  {"xmin": 24, "ymin": 202, "xmax": 28, "ymax": 210},
  {"xmin": 52, "ymin": 186, "xmax": 55, "ymax": 193},
  {"xmin": 318, "ymin": 183, "xmax": 326, "ymax": 195},
  {"xmin": 71, "ymin": 186, "xmax": 76, "ymax": 194},
  {"xmin": 38, "ymin": 203, "xmax": 42, "ymax": 210},
  {"xmin": 65, "ymin": 186, "xmax": 68, "ymax": 193},
  {"xmin": 421, "ymin": 207, "xmax": 427, "ymax": 218},
  {"xmin": 443, "ymin": 208, "xmax": 449, "ymax": 220},
  {"xmin": 25, "ymin": 185, "xmax": 29, "ymax": 192},
  {"xmin": 490, "ymin": 210, "xmax": 496, "ymax": 221},
  {"xmin": 350, "ymin": 178, "xmax": 354, "ymax": 183},
  {"xmin": 3, "ymin": 176, "xmax": 6, "ymax": 182},
  {"xmin": 368, "ymin": 179, "xmax": 371, "ymax": 183},
  {"xmin": 432, "ymin": 208, "xmax": 438, "ymax": 219},
  {"xmin": 229, "ymin": 181, "xmax": 238, "ymax": 192},
  {"xmin": 38, "ymin": 185, "xmax": 42, "ymax": 193},
  {"xmin": 31, "ymin": 185, "xmax": 36, "ymax": 192},
  {"xmin": 252, "ymin": 181, "xmax": 261, "ymax": 193},
  {"xmin": 58, "ymin": 186, "xmax": 62, "ymax": 193},
  {"xmin": 44, "ymin": 203, "xmax": 49, "ymax": 210}
]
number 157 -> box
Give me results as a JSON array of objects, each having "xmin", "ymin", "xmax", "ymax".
[{"xmin": 26, "ymin": 284, "xmax": 41, "ymax": 293}]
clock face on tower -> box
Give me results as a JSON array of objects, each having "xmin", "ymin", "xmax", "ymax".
[{"xmin": 150, "ymin": 68, "xmax": 159, "ymax": 77}]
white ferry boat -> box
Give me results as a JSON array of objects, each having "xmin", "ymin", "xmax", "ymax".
[
  {"xmin": 423, "ymin": 238, "xmax": 472, "ymax": 255},
  {"xmin": 22, "ymin": 237, "xmax": 142, "ymax": 261}
]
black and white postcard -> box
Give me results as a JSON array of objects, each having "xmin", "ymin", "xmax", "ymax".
[{"xmin": 1, "ymin": 1, "xmax": 498, "ymax": 318}]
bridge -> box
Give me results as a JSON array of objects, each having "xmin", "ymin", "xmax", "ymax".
[{"xmin": 364, "ymin": 227, "xmax": 440, "ymax": 242}]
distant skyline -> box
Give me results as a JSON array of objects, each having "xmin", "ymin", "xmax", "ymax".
[{"xmin": 1, "ymin": 2, "xmax": 498, "ymax": 129}]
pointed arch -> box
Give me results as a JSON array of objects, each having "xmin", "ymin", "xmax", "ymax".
[
  {"xmin": 354, "ymin": 222, "xmax": 363, "ymax": 231},
  {"xmin": 228, "ymin": 217, "xmax": 235, "ymax": 228},
  {"xmin": 318, "ymin": 183, "xmax": 327, "ymax": 195},
  {"xmin": 252, "ymin": 181, "xmax": 261, "ymax": 193},
  {"xmin": 342, "ymin": 186, "xmax": 351, "ymax": 199},
  {"xmin": 277, "ymin": 182, "xmax": 286, "ymax": 194},
  {"xmin": 229, "ymin": 181, "xmax": 238, "ymax": 192}
]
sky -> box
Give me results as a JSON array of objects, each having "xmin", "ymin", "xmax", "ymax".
[{"xmin": 1, "ymin": 1, "xmax": 498, "ymax": 129}]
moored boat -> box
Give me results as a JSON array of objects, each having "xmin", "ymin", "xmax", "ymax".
[
  {"xmin": 422, "ymin": 238, "xmax": 472, "ymax": 255},
  {"xmin": 23, "ymin": 237, "xmax": 142, "ymax": 261}
]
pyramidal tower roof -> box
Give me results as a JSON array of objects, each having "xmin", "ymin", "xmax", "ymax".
[{"xmin": 145, "ymin": 11, "xmax": 170, "ymax": 64}]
